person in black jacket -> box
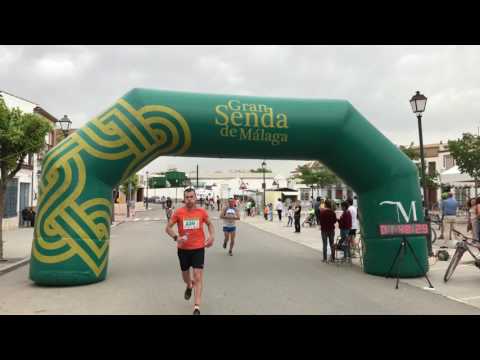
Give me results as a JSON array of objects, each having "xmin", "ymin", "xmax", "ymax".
[
  {"xmin": 30, "ymin": 207, "xmax": 36, "ymax": 227},
  {"xmin": 294, "ymin": 201, "xmax": 302, "ymax": 233},
  {"xmin": 21, "ymin": 208, "xmax": 31, "ymax": 227}
]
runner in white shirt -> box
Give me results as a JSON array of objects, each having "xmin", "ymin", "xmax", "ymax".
[{"xmin": 220, "ymin": 197, "xmax": 241, "ymax": 256}]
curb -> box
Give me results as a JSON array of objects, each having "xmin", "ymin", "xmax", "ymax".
[
  {"xmin": 0, "ymin": 257, "xmax": 30, "ymax": 276},
  {"xmin": 111, "ymin": 220, "xmax": 126, "ymax": 227},
  {"xmin": 0, "ymin": 221, "xmax": 125, "ymax": 277}
]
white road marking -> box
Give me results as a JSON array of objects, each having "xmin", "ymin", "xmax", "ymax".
[{"xmin": 460, "ymin": 295, "xmax": 480, "ymax": 301}]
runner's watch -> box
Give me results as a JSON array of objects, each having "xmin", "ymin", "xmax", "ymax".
[{"xmin": 173, "ymin": 235, "xmax": 178, "ymax": 242}]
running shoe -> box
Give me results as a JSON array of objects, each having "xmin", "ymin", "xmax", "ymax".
[
  {"xmin": 228, "ymin": 250, "xmax": 233, "ymax": 256},
  {"xmin": 184, "ymin": 285, "xmax": 193, "ymax": 300},
  {"xmin": 193, "ymin": 306, "xmax": 200, "ymax": 315}
]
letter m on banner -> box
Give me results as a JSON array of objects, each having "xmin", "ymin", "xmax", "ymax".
[{"xmin": 379, "ymin": 201, "xmax": 418, "ymax": 223}]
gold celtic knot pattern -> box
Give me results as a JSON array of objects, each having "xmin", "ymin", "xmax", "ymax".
[{"xmin": 32, "ymin": 100, "xmax": 192, "ymax": 277}]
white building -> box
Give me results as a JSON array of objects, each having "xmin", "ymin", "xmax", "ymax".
[
  {"xmin": 408, "ymin": 141, "xmax": 465, "ymax": 207},
  {"xmin": 144, "ymin": 169, "xmax": 282, "ymax": 200},
  {"xmin": 141, "ymin": 167, "xmax": 354, "ymax": 209},
  {"xmin": 0, "ymin": 90, "xmax": 58, "ymax": 229}
]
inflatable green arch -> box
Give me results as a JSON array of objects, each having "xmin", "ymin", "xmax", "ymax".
[{"xmin": 29, "ymin": 88, "xmax": 428, "ymax": 286}]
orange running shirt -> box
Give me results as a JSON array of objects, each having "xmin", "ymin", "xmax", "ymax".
[{"xmin": 171, "ymin": 207, "xmax": 209, "ymax": 250}]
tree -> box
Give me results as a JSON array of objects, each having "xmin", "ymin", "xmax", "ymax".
[
  {"xmin": 292, "ymin": 162, "xmax": 339, "ymax": 196},
  {"xmin": 399, "ymin": 142, "xmax": 419, "ymax": 160},
  {"xmin": 448, "ymin": 133, "xmax": 480, "ymax": 197},
  {"xmin": 0, "ymin": 99, "xmax": 53, "ymax": 259},
  {"xmin": 120, "ymin": 174, "xmax": 139, "ymax": 198},
  {"xmin": 400, "ymin": 142, "xmax": 440, "ymax": 196},
  {"xmin": 317, "ymin": 167, "xmax": 339, "ymax": 188}
]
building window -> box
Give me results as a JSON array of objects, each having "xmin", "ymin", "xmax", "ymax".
[
  {"xmin": 4, "ymin": 178, "xmax": 18, "ymax": 218},
  {"xmin": 443, "ymin": 155, "xmax": 455, "ymax": 170},
  {"xmin": 428, "ymin": 161, "xmax": 436, "ymax": 176},
  {"xmin": 301, "ymin": 189, "xmax": 310, "ymax": 201},
  {"xmin": 335, "ymin": 187, "xmax": 343, "ymax": 199}
]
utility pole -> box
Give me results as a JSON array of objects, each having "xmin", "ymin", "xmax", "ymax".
[
  {"xmin": 127, "ymin": 181, "xmax": 131, "ymax": 218},
  {"xmin": 146, "ymin": 171, "xmax": 149, "ymax": 210},
  {"xmin": 111, "ymin": 187, "xmax": 116, "ymax": 224}
]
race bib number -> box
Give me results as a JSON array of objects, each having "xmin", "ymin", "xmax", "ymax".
[{"xmin": 183, "ymin": 218, "xmax": 200, "ymax": 230}]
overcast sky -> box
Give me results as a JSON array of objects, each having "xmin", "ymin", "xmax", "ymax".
[{"xmin": 1, "ymin": 45, "xmax": 478, "ymax": 177}]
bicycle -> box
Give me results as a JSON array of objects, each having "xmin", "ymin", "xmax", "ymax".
[
  {"xmin": 429, "ymin": 213, "xmax": 443, "ymax": 244},
  {"xmin": 443, "ymin": 229, "xmax": 480, "ymax": 283}
]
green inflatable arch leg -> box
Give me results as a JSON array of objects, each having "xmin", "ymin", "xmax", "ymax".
[{"xmin": 29, "ymin": 89, "xmax": 428, "ymax": 286}]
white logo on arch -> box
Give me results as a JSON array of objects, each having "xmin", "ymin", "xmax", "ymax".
[{"xmin": 379, "ymin": 201, "xmax": 418, "ymax": 223}]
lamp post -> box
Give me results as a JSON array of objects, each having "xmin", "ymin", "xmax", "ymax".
[
  {"xmin": 262, "ymin": 161, "xmax": 267, "ymax": 208},
  {"xmin": 410, "ymin": 90, "xmax": 432, "ymax": 256},
  {"xmin": 146, "ymin": 171, "xmax": 149, "ymax": 210},
  {"xmin": 57, "ymin": 115, "xmax": 72, "ymax": 138},
  {"xmin": 127, "ymin": 180, "xmax": 131, "ymax": 218}
]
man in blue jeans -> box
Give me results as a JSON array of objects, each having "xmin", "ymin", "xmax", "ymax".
[{"xmin": 440, "ymin": 192, "xmax": 458, "ymax": 247}]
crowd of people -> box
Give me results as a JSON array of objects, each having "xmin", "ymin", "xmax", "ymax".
[
  {"xmin": 21, "ymin": 207, "xmax": 36, "ymax": 227},
  {"xmin": 262, "ymin": 196, "xmax": 359, "ymax": 262},
  {"xmin": 436, "ymin": 192, "xmax": 479, "ymax": 245}
]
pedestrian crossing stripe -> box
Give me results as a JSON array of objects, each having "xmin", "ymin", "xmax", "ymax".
[{"xmin": 124, "ymin": 216, "xmax": 220, "ymax": 222}]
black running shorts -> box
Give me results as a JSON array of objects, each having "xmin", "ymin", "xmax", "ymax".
[{"xmin": 177, "ymin": 248, "xmax": 205, "ymax": 271}]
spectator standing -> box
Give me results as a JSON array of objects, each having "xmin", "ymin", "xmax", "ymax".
[
  {"xmin": 347, "ymin": 198, "xmax": 359, "ymax": 257},
  {"xmin": 294, "ymin": 201, "xmax": 302, "ymax": 233},
  {"xmin": 287, "ymin": 206, "xmax": 294, "ymax": 227},
  {"xmin": 314, "ymin": 196, "xmax": 321, "ymax": 229},
  {"xmin": 467, "ymin": 198, "xmax": 479, "ymax": 241},
  {"xmin": 319, "ymin": 200, "xmax": 337, "ymax": 262},
  {"xmin": 275, "ymin": 199, "xmax": 284, "ymax": 222},
  {"xmin": 440, "ymin": 192, "xmax": 458, "ymax": 246},
  {"xmin": 338, "ymin": 201, "xmax": 352, "ymax": 261}
]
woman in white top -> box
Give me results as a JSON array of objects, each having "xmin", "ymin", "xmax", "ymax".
[{"xmin": 468, "ymin": 198, "xmax": 480, "ymax": 241}]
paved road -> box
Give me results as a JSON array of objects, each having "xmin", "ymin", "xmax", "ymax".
[{"xmin": 0, "ymin": 205, "xmax": 479, "ymax": 314}]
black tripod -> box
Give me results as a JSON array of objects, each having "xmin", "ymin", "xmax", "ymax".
[{"xmin": 386, "ymin": 236, "xmax": 434, "ymax": 290}]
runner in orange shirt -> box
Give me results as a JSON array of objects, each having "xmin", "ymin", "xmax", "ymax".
[{"xmin": 165, "ymin": 188, "xmax": 215, "ymax": 315}]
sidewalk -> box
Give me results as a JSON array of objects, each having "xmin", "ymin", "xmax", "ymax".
[
  {"xmin": 241, "ymin": 214, "xmax": 480, "ymax": 310},
  {"xmin": 0, "ymin": 215, "xmax": 130, "ymax": 275},
  {"xmin": 0, "ymin": 227, "xmax": 34, "ymax": 274}
]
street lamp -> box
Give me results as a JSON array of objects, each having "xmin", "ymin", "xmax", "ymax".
[
  {"xmin": 409, "ymin": 90, "xmax": 432, "ymax": 256},
  {"xmin": 146, "ymin": 171, "xmax": 149, "ymax": 210},
  {"xmin": 262, "ymin": 161, "xmax": 267, "ymax": 208},
  {"xmin": 57, "ymin": 115, "xmax": 72, "ymax": 138}
]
